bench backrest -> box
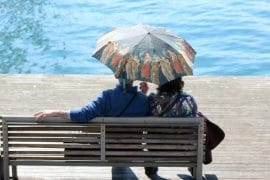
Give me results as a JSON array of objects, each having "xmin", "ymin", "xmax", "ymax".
[{"xmin": 0, "ymin": 116, "xmax": 204, "ymax": 167}]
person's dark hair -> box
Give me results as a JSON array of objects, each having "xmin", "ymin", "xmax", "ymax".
[
  {"xmin": 157, "ymin": 77, "xmax": 184, "ymax": 95},
  {"xmin": 118, "ymin": 78, "xmax": 133, "ymax": 92}
]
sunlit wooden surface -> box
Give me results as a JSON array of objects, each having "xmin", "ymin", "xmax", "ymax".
[{"xmin": 1, "ymin": 75, "xmax": 270, "ymax": 180}]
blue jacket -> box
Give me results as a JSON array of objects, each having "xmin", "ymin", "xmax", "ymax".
[{"xmin": 69, "ymin": 85, "xmax": 149, "ymax": 123}]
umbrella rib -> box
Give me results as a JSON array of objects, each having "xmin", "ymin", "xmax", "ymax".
[
  {"xmin": 116, "ymin": 34, "xmax": 146, "ymax": 43},
  {"xmin": 150, "ymin": 33, "xmax": 180, "ymax": 54},
  {"xmin": 131, "ymin": 34, "xmax": 149, "ymax": 55},
  {"xmin": 149, "ymin": 34, "xmax": 156, "ymax": 54},
  {"xmin": 153, "ymin": 31, "xmax": 181, "ymax": 39}
]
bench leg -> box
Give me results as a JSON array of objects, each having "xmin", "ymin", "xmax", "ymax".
[
  {"xmin": 3, "ymin": 161, "xmax": 9, "ymax": 180},
  {"xmin": 0, "ymin": 158, "xmax": 3, "ymax": 180},
  {"xmin": 12, "ymin": 165, "xmax": 18, "ymax": 180},
  {"xmin": 189, "ymin": 167, "xmax": 202, "ymax": 180},
  {"xmin": 195, "ymin": 166, "xmax": 202, "ymax": 180}
]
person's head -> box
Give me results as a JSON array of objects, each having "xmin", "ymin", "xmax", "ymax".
[
  {"xmin": 157, "ymin": 77, "xmax": 184, "ymax": 95},
  {"xmin": 118, "ymin": 78, "xmax": 134, "ymax": 91}
]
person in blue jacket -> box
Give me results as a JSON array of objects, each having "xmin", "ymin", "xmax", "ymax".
[
  {"xmin": 35, "ymin": 78, "xmax": 149, "ymax": 122},
  {"xmin": 35, "ymin": 78, "xmax": 154, "ymax": 178}
]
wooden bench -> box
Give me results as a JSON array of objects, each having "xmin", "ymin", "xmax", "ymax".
[{"xmin": 0, "ymin": 116, "xmax": 204, "ymax": 180}]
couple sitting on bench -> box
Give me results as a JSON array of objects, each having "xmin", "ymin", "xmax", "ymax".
[{"xmin": 35, "ymin": 77, "xmax": 198, "ymax": 178}]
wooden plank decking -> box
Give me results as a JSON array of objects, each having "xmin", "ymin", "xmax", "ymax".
[{"xmin": 1, "ymin": 74, "xmax": 270, "ymax": 180}]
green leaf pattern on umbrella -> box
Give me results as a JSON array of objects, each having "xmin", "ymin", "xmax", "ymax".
[{"xmin": 92, "ymin": 24, "xmax": 196, "ymax": 85}]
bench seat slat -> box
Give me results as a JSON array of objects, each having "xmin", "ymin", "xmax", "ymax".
[
  {"xmin": 8, "ymin": 137, "xmax": 100, "ymax": 143},
  {"xmin": 8, "ymin": 144, "xmax": 100, "ymax": 149},
  {"xmin": 9, "ymin": 160, "xmax": 197, "ymax": 167},
  {"xmin": 8, "ymin": 139, "xmax": 197, "ymax": 144},
  {"xmin": 106, "ymin": 127, "xmax": 197, "ymax": 133},
  {"xmin": 10, "ymin": 151, "xmax": 100, "ymax": 156},
  {"xmin": 107, "ymin": 144, "xmax": 196, "ymax": 150},
  {"xmin": 39, "ymin": 150, "xmax": 197, "ymax": 156},
  {"xmin": 8, "ymin": 126, "xmax": 100, "ymax": 132},
  {"xmin": 9, "ymin": 151, "xmax": 65, "ymax": 154},
  {"xmin": 72, "ymin": 150, "xmax": 196, "ymax": 156},
  {"xmin": 8, "ymin": 133, "xmax": 100, "ymax": 138},
  {"xmin": 106, "ymin": 133, "xmax": 197, "ymax": 139},
  {"xmin": 9, "ymin": 156, "xmax": 196, "ymax": 162},
  {"xmin": 8, "ymin": 144, "xmax": 196, "ymax": 150},
  {"xmin": 9, "ymin": 156, "xmax": 100, "ymax": 160},
  {"xmin": 106, "ymin": 139, "xmax": 197, "ymax": 144},
  {"xmin": 106, "ymin": 156, "xmax": 197, "ymax": 161},
  {"xmin": 106, "ymin": 151, "xmax": 197, "ymax": 156}
]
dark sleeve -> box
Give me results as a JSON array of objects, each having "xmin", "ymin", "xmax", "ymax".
[{"xmin": 69, "ymin": 91, "xmax": 109, "ymax": 123}]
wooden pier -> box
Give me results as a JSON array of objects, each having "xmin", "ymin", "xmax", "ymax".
[{"xmin": 0, "ymin": 74, "xmax": 270, "ymax": 179}]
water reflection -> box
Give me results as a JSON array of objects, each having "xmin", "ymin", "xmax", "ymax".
[
  {"xmin": 0, "ymin": 0, "xmax": 270, "ymax": 75},
  {"xmin": 0, "ymin": 0, "xmax": 50, "ymax": 73}
]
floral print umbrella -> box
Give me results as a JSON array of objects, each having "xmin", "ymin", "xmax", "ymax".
[{"xmin": 92, "ymin": 24, "xmax": 196, "ymax": 85}]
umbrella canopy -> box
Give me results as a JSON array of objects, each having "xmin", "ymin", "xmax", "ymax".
[{"xmin": 92, "ymin": 24, "xmax": 196, "ymax": 85}]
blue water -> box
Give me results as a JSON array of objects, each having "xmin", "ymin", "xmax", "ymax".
[{"xmin": 1, "ymin": 0, "xmax": 270, "ymax": 75}]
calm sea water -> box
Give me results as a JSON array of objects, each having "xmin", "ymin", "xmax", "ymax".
[{"xmin": 0, "ymin": 0, "xmax": 270, "ymax": 75}]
